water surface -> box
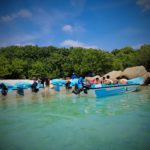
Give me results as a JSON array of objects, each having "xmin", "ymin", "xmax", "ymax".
[{"xmin": 0, "ymin": 86, "xmax": 150, "ymax": 150}]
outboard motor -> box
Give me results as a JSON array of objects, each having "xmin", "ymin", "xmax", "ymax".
[
  {"xmin": 31, "ymin": 81, "xmax": 39, "ymax": 93},
  {"xmin": 72, "ymin": 83, "xmax": 91, "ymax": 95},
  {"xmin": 17, "ymin": 87, "xmax": 24, "ymax": 96},
  {"xmin": 41, "ymin": 77, "xmax": 45, "ymax": 87},
  {"xmin": 65, "ymin": 81, "xmax": 72, "ymax": 90},
  {"xmin": 82, "ymin": 83, "xmax": 91, "ymax": 94},
  {"xmin": 72, "ymin": 84, "xmax": 82, "ymax": 95},
  {"xmin": 0, "ymin": 83, "xmax": 8, "ymax": 96}
]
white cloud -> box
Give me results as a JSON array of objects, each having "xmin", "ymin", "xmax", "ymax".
[
  {"xmin": 0, "ymin": 9, "xmax": 32, "ymax": 22},
  {"xmin": 0, "ymin": 16, "xmax": 12, "ymax": 22},
  {"xmin": 14, "ymin": 43, "xmax": 36, "ymax": 46},
  {"xmin": 0, "ymin": 33, "xmax": 39, "ymax": 47},
  {"xmin": 62, "ymin": 25, "xmax": 73, "ymax": 32},
  {"xmin": 136, "ymin": 0, "xmax": 150, "ymax": 11},
  {"xmin": 62, "ymin": 24, "xmax": 85, "ymax": 33},
  {"xmin": 61, "ymin": 39, "xmax": 97, "ymax": 49},
  {"xmin": 132, "ymin": 43, "xmax": 143, "ymax": 49},
  {"xmin": 0, "ymin": 8, "xmax": 70, "ymax": 47},
  {"xmin": 16, "ymin": 9, "xmax": 32, "ymax": 17}
]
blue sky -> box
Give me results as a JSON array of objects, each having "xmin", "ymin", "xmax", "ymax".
[{"xmin": 0, "ymin": 0, "xmax": 150, "ymax": 51}]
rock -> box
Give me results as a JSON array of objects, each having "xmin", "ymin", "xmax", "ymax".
[
  {"xmin": 120, "ymin": 66, "xmax": 147, "ymax": 79},
  {"xmin": 143, "ymin": 72, "xmax": 150, "ymax": 85},
  {"xmin": 103, "ymin": 71, "xmax": 122, "ymax": 80}
]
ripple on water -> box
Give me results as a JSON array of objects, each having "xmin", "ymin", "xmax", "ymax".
[{"xmin": 0, "ymin": 86, "xmax": 150, "ymax": 150}]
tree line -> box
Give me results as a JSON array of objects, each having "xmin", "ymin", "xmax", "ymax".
[{"xmin": 0, "ymin": 44, "xmax": 150, "ymax": 79}]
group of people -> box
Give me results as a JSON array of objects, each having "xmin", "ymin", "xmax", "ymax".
[
  {"xmin": 86, "ymin": 75, "xmax": 128, "ymax": 85},
  {"xmin": 70, "ymin": 72, "xmax": 128, "ymax": 86},
  {"xmin": 36, "ymin": 77, "xmax": 50, "ymax": 87},
  {"xmin": 31, "ymin": 77, "xmax": 51, "ymax": 93},
  {"xmin": 0, "ymin": 73, "xmax": 128, "ymax": 96},
  {"xmin": 71, "ymin": 74, "xmax": 128, "ymax": 95}
]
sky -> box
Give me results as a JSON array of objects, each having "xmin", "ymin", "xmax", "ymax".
[{"xmin": 0, "ymin": 0, "xmax": 150, "ymax": 51}]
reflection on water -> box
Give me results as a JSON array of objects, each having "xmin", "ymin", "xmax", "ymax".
[{"xmin": 0, "ymin": 86, "xmax": 150, "ymax": 150}]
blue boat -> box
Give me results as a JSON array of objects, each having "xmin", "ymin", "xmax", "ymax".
[
  {"xmin": 51, "ymin": 77, "xmax": 144, "ymax": 96},
  {"xmin": 83, "ymin": 84, "xmax": 140, "ymax": 98},
  {"xmin": 51, "ymin": 78, "xmax": 84, "ymax": 91},
  {"xmin": 78, "ymin": 77, "xmax": 144, "ymax": 98},
  {"xmin": 0, "ymin": 82, "xmax": 17, "ymax": 91},
  {"xmin": 0, "ymin": 82, "xmax": 44, "ymax": 93},
  {"xmin": 15, "ymin": 82, "xmax": 44, "ymax": 89},
  {"xmin": 15, "ymin": 82, "xmax": 32, "ymax": 89},
  {"xmin": 51, "ymin": 79, "xmax": 66, "ymax": 86}
]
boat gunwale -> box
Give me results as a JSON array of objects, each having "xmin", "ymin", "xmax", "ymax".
[{"xmin": 89, "ymin": 83, "xmax": 140, "ymax": 90}]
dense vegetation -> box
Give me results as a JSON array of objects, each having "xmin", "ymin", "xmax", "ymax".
[{"xmin": 0, "ymin": 44, "xmax": 150, "ymax": 79}]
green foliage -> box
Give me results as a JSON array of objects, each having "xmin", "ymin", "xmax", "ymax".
[
  {"xmin": 10, "ymin": 58, "xmax": 27, "ymax": 79},
  {"xmin": 137, "ymin": 45, "xmax": 150, "ymax": 70},
  {"xmin": 112, "ymin": 58, "xmax": 123, "ymax": 70},
  {"xmin": 0, "ymin": 56, "xmax": 11, "ymax": 78},
  {"xmin": 28, "ymin": 61, "xmax": 47, "ymax": 78},
  {"xmin": 111, "ymin": 46, "xmax": 137, "ymax": 69},
  {"xmin": 0, "ymin": 44, "xmax": 150, "ymax": 79}
]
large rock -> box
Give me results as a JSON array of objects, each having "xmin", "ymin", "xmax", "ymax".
[
  {"xmin": 103, "ymin": 71, "xmax": 122, "ymax": 80},
  {"xmin": 120, "ymin": 66, "xmax": 147, "ymax": 79},
  {"xmin": 143, "ymin": 72, "xmax": 150, "ymax": 85}
]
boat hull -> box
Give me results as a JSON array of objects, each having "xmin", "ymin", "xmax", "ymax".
[{"xmin": 82, "ymin": 84, "xmax": 140, "ymax": 98}]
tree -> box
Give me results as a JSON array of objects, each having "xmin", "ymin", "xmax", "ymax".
[
  {"xmin": 10, "ymin": 58, "xmax": 27, "ymax": 78},
  {"xmin": 0, "ymin": 44, "xmax": 149, "ymax": 79},
  {"xmin": 111, "ymin": 47, "xmax": 136, "ymax": 70},
  {"xmin": 138, "ymin": 44, "xmax": 150, "ymax": 71},
  {"xmin": 0, "ymin": 56, "xmax": 10, "ymax": 78},
  {"xmin": 28, "ymin": 61, "xmax": 47, "ymax": 78}
]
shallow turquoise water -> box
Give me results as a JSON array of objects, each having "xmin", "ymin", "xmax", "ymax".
[{"xmin": 0, "ymin": 86, "xmax": 150, "ymax": 150}]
